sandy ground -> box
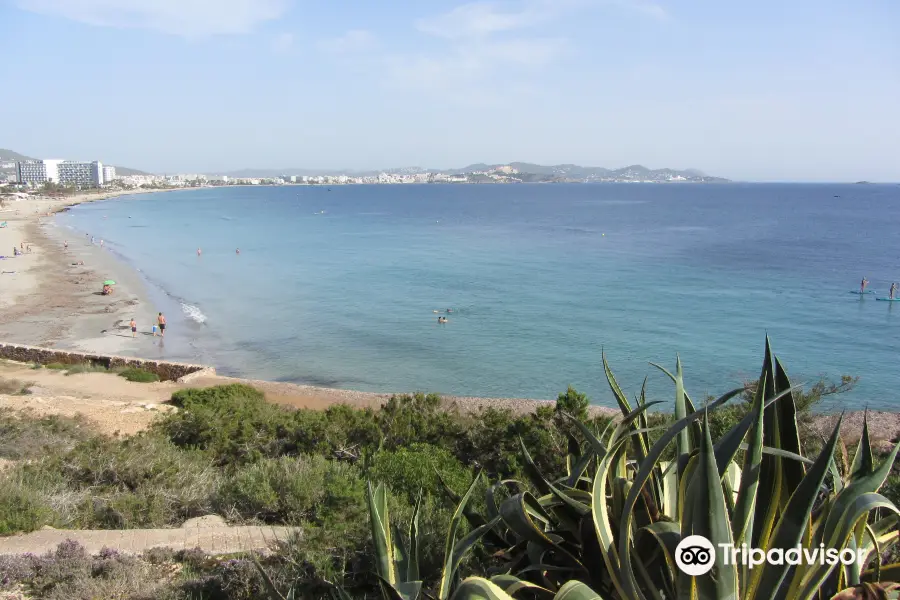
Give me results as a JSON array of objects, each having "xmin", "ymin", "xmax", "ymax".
[{"xmin": 0, "ymin": 190, "xmax": 176, "ymax": 357}]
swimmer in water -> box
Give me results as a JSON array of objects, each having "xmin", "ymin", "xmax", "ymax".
[{"xmin": 236, "ymin": 248, "xmax": 240, "ymax": 254}]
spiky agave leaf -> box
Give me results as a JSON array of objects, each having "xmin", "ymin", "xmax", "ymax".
[
  {"xmin": 745, "ymin": 415, "xmax": 843, "ymax": 600},
  {"xmin": 368, "ymin": 482, "xmax": 397, "ymax": 586},
  {"xmin": 437, "ymin": 472, "xmax": 486, "ymax": 600},
  {"xmin": 616, "ymin": 386, "xmax": 744, "ymax": 600}
]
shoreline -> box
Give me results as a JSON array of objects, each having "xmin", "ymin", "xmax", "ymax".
[
  {"xmin": 0, "ymin": 188, "xmax": 596, "ymax": 415},
  {"xmin": 2, "ymin": 188, "xmax": 900, "ymax": 442}
]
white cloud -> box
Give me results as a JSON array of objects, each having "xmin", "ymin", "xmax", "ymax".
[
  {"xmin": 14, "ymin": 0, "xmax": 290, "ymax": 37},
  {"xmin": 415, "ymin": 1, "xmax": 551, "ymax": 40},
  {"xmin": 317, "ymin": 30, "xmax": 377, "ymax": 54},
  {"xmin": 271, "ymin": 32, "xmax": 294, "ymax": 53},
  {"xmin": 414, "ymin": 0, "xmax": 666, "ymax": 39},
  {"xmin": 612, "ymin": 0, "xmax": 668, "ymax": 20}
]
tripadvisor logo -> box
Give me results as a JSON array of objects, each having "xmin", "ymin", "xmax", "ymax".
[
  {"xmin": 674, "ymin": 535, "xmax": 868, "ymax": 576},
  {"xmin": 675, "ymin": 535, "xmax": 716, "ymax": 576}
]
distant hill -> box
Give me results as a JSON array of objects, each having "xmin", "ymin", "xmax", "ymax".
[
  {"xmin": 0, "ymin": 148, "xmax": 150, "ymax": 177},
  {"xmin": 440, "ymin": 162, "xmax": 727, "ymax": 182},
  {"xmin": 222, "ymin": 162, "xmax": 728, "ymax": 181}
]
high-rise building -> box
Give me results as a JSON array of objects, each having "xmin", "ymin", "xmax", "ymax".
[
  {"xmin": 102, "ymin": 165, "xmax": 116, "ymax": 183},
  {"xmin": 57, "ymin": 161, "xmax": 104, "ymax": 186},
  {"xmin": 17, "ymin": 159, "xmax": 105, "ymax": 186},
  {"xmin": 16, "ymin": 159, "xmax": 62, "ymax": 184}
]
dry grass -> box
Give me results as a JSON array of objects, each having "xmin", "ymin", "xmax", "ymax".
[{"xmin": 0, "ymin": 377, "xmax": 33, "ymax": 396}]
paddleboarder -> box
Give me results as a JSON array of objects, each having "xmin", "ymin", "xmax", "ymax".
[
  {"xmin": 891, "ymin": 283, "xmax": 897, "ymax": 300},
  {"xmin": 860, "ymin": 277, "xmax": 869, "ymax": 294}
]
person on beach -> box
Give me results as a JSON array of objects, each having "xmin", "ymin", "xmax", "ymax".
[
  {"xmin": 152, "ymin": 323, "xmax": 158, "ymax": 336},
  {"xmin": 861, "ymin": 277, "xmax": 869, "ymax": 293},
  {"xmin": 157, "ymin": 313, "xmax": 166, "ymax": 337},
  {"xmin": 130, "ymin": 318, "xmax": 137, "ymax": 338},
  {"xmin": 891, "ymin": 283, "xmax": 898, "ymax": 300},
  {"xmin": 64, "ymin": 240, "xmax": 68, "ymax": 250},
  {"xmin": 99, "ymin": 240, "xmax": 104, "ymax": 248}
]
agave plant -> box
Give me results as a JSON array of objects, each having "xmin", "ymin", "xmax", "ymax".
[{"xmin": 365, "ymin": 338, "xmax": 900, "ymax": 600}]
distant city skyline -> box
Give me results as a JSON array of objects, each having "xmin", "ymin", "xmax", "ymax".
[{"xmin": 1, "ymin": 0, "xmax": 898, "ymax": 182}]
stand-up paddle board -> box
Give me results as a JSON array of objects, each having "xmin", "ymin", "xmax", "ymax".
[
  {"xmin": 876, "ymin": 298, "xmax": 900, "ymax": 302},
  {"xmin": 850, "ymin": 290, "xmax": 876, "ymax": 295}
]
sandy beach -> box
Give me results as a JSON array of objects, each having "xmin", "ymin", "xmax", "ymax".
[{"xmin": 0, "ymin": 189, "xmax": 175, "ymax": 358}]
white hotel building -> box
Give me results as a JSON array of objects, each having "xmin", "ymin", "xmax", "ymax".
[{"xmin": 16, "ymin": 159, "xmax": 106, "ymax": 186}]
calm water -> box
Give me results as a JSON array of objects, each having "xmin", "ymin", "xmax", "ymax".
[{"xmin": 58, "ymin": 183, "xmax": 900, "ymax": 410}]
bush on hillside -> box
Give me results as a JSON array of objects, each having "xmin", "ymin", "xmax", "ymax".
[
  {"xmin": 369, "ymin": 442, "xmax": 473, "ymax": 502},
  {"xmin": 0, "ymin": 478, "xmax": 52, "ymax": 535},
  {"xmin": 215, "ymin": 455, "xmax": 365, "ymax": 525},
  {"xmin": 160, "ymin": 384, "xmax": 296, "ymax": 465},
  {"xmin": 118, "ymin": 367, "xmax": 160, "ymax": 383}
]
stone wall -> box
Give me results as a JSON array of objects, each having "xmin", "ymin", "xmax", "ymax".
[{"xmin": 0, "ymin": 343, "xmax": 215, "ymax": 382}]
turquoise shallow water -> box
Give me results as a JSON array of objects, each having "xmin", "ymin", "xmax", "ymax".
[{"xmin": 58, "ymin": 183, "xmax": 900, "ymax": 410}]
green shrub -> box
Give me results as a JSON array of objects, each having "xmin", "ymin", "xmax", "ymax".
[
  {"xmin": 370, "ymin": 443, "xmax": 472, "ymax": 502},
  {"xmin": 0, "ymin": 477, "xmax": 53, "ymax": 534},
  {"xmin": 215, "ymin": 455, "xmax": 365, "ymax": 524},
  {"xmin": 45, "ymin": 363, "xmax": 68, "ymax": 370},
  {"xmin": 159, "ymin": 385, "xmax": 295, "ymax": 465},
  {"xmin": 118, "ymin": 367, "xmax": 160, "ymax": 383},
  {"xmin": 64, "ymin": 362, "xmax": 110, "ymax": 375}
]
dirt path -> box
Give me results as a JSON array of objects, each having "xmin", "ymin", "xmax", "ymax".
[{"xmin": 0, "ymin": 518, "xmax": 297, "ymax": 556}]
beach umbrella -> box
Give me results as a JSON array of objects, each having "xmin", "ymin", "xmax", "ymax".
[{"xmin": 103, "ymin": 280, "xmax": 116, "ymax": 286}]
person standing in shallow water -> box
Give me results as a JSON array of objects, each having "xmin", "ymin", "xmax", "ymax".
[
  {"xmin": 130, "ymin": 318, "xmax": 137, "ymax": 338},
  {"xmin": 157, "ymin": 312, "xmax": 166, "ymax": 337}
]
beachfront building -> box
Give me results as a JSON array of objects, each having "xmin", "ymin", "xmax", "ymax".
[
  {"xmin": 102, "ymin": 165, "xmax": 117, "ymax": 182},
  {"xmin": 17, "ymin": 159, "xmax": 105, "ymax": 186},
  {"xmin": 16, "ymin": 159, "xmax": 62, "ymax": 184},
  {"xmin": 57, "ymin": 161, "xmax": 104, "ymax": 187}
]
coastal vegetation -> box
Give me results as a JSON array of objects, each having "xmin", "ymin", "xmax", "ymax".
[
  {"xmin": 0, "ymin": 340, "xmax": 898, "ymax": 599},
  {"xmin": 32, "ymin": 361, "xmax": 160, "ymax": 382}
]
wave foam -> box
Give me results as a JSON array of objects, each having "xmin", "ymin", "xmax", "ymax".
[{"xmin": 181, "ymin": 303, "xmax": 207, "ymax": 324}]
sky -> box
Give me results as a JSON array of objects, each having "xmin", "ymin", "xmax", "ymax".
[{"xmin": 1, "ymin": 0, "xmax": 898, "ymax": 181}]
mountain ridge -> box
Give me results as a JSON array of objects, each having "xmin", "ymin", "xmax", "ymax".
[{"xmin": 217, "ymin": 162, "xmax": 728, "ymax": 181}]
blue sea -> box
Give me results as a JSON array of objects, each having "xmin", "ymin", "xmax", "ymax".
[{"xmin": 57, "ymin": 183, "xmax": 900, "ymax": 411}]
